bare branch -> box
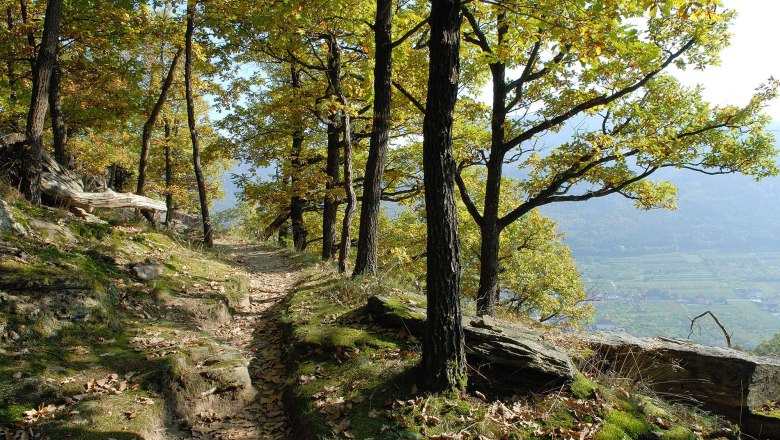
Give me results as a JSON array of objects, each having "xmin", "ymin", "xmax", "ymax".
[{"xmin": 687, "ymin": 311, "xmax": 732, "ymax": 348}]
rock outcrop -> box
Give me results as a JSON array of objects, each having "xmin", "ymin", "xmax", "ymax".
[
  {"xmin": 0, "ymin": 200, "xmax": 27, "ymax": 235},
  {"xmin": 367, "ymin": 294, "xmax": 577, "ymax": 392},
  {"xmin": 586, "ymin": 332, "xmax": 780, "ymax": 439}
]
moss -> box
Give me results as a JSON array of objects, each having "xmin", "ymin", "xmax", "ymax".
[
  {"xmin": 294, "ymin": 324, "xmax": 396, "ymax": 349},
  {"xmin": 0, "ymin": 403, "xmax": 32, "ymax": 426},
  {"xmin": 660, "ymin": 426, "xmax": 695, "ymax": 440},
  {"xmin": 44, "ymin": 392, "xmax": 162, "ymax": 439},
  {"xmin": 596, "ymin": 423, "xmax": 631, "ymax": 440},
  {"xmin": 756, "ymin": 409, "xmax": 780, "ymax": 418},
  {"xmin": 571, "ymin": 372, "xmax": 598, "ymax": 399},
  {"xmin": 383, "ymin": 295, "xmax": 426, "ymax": 322},
  {"xmin": 596, "ymin": 409, "xmax": 652, "ymax": 440}
]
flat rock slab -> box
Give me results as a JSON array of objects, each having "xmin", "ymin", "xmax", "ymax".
[
  {"xmin": 585, "ymin": 332, "xmax": 780, "ymax": 439},
  {"xmin": 367, "ymin": 294, "xmax": 576, "ymax": 392}
]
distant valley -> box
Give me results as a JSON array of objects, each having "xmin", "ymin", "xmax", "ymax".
[{"xmin": 541, "ymin": 123, "xmax": 780, "ymax": 347}]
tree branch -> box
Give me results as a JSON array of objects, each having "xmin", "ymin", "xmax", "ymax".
[
  {"xmin": 502, "ymin": 39, "xmax": 696, "ymax": 154},
  {"xmin": 392, "ymin": 80, "xmax": 425, "ymax": 114},
  {"xmin": 391, "ymin": 17, "xmax": 430, "ymax": 48},
  {"xmin": 454, "ymin": 165, "xmax": 484, "ymax": 226},
  {"xmin": 688, "ymin": 311, "xmax": 732, "ymax": 348}
]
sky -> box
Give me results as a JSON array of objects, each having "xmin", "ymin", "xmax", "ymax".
[{"xmin": 673, "ymin": 0, "xmax": 780, "ymax": 120}]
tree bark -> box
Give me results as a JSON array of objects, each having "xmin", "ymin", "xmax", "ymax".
[
  {"xmin": 338, "ymin": 96, "xmax": 355, "ymax": 273},
  {"xmin": 419, "ymin": 0, "xmax": 466, "ymax": 393},
  {"xmin": 289, "ymin": 65, "xmax": 308, "ymax": 251},
  {"xmin": 164, "ymin": 118, "xmax": 174, "ymax": 226},
  {"xmin": 353, "ymin": 0, "xmax": 393, "ymax": 276},
  {"xmin": 49, "ymin": 51, "xmax": 68, "ymax": 168},
  {"xmin": 184, "ymin": 0, "xmax": 213, "ymax": 246},
  {"xmin": 137, "ymin": 47, "xmax": 182, "ymax": 196},
  {"xmin": 476, "ymin": 58, "xmax": 508, "ymax": 317},
  {"xmin": 321, "ymin": 37, "xmax": 342, "ymax": 261},
  {"xmin": 21, "ymin": 0, "xmax": 62, "ymax": 204}
]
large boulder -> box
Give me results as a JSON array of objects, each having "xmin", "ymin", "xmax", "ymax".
[
  {"xmin": 367, "ymin": 294, "xmax": 577, "ymax": 392},
  {"xmin": 585, "ymin": 332, "xmax": 780, "ymax": 439}
]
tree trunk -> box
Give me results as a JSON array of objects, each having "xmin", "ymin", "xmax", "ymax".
[
  {"xmin": 184, "ymin": 0, "xmax": 213, "ymax": 247},
  {"xmin": 49, "ymin": 52, "xmax": 68, "ymax": 168},
  {"xmin": 353, "ymin": 0, "xmax": 393, "ymax": 277},
  {"xmin": 476, "ymin": 58, "xmax": 508, "ymax": 317},
  {"xmin": 137, "ymin": 47, "xmax": 182, "ymax": 196},
  {"xmin": 21, "ymin": 0, "xmax": 62, "ymax": 204},
  {"xmin": 338, "ymin": 102, "xmax": 355, "ymax": 273},
  {"xmin": 164, "ymin": 118, "xmax": 174, "ymax": 226},
  {"xmin": 321, "ymin": 38, "xmax": 342, "ymax": 261},
  {"xmin": 261, "ymin": 211, "xmax": 291, "ymax": 241},
  {"xmin": 321, "ymin": 123, "xmax": 340, "ymax": 260},
  {"xmin": 289, "ymin": 65, "xmax": 308, "ymax": 251},
  {"xmin": 419, "ymin": 0, "xmax": 466, "ymax": 393}
]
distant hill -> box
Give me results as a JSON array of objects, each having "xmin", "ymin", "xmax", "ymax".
[
  {"xmin": 539, "ymin": 122, "xmax": 780, "ymax": 257},
  {"xmin": 541, "ymin": 170, "xmax": 780, "ymax": 256}
]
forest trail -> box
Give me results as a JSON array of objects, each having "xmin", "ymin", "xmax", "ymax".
[{"xmin": 185, "ymin": 240, "xmax": 301, "ymax": 440}]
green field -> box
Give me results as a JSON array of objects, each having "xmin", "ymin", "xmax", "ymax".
[{"xmin": 578, "ymin": 251, "xmax": 780, "ymax": 348}]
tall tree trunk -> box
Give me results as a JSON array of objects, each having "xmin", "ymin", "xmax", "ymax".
[
  {"xmin": 164, "ymin": 118, "xmax": 174, "ymax": 226},
  {"xmin": 321, "ymin": 123, "xmax": 340, "ymax": 260},
  {"xmin": 289, "ymin": 65, "xmax": 308, "ymax": 251},
  {"xmin": 49, "ymin": 51, "xmax": 68, "ymax": 167},
  {"xmin": 338, "ymin": 100, "xmax": 355, "ymax": 273},
  {"xmin": 419, "ymin": 0, "xmax": 466, "ymax": 392},
  {"xmin": 21, "ymin": 0, "xmax": 62, "ymax": 204},
  {"xmin": 321, "ymin": 37, "xmax": 342, "ymax": 261},
  {"xmin": 353, "ymin": 0, "xmax": 393, "ymax": 276},
  {"xmin": 475, "ymin": 14, "xmax": 508, "ymax": 317},
  {"xmin": 137, "ymin": 47, "xmax": 182, "ymax": 196},
  {"xmin": 184, "ymin": 0, "xmax": 213, "ymax": 246}
]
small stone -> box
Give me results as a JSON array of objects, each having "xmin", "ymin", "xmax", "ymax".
[{"xmin": 132, "ymin": 263, "xmax": 163, "ymax": 281}]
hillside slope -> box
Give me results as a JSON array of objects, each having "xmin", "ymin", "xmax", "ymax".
[{"xmin": 0, "ymin": 194, "xmax": 300, "ymax": 439}]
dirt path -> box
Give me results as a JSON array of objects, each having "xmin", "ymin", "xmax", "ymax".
[{"xmin": 185, "ymin": 240, "xmax": 301, "ymax": 440}]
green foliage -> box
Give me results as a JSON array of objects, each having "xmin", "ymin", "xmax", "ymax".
[
  {"xmin": 379, "ymin": 175, "xmax": 593, "ymax": 327},
  {"xmin": 755, "ymin": 333, "xmax": 780, "ymax": 356}
]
